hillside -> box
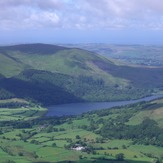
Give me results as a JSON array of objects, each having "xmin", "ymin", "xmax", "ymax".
[
  {"xmin": 0, "ymin": 43, "xmax": 163, "ymax": 105},
  {"xmin": 0, "ymin": 52, "xmax": 28, "ymax": 77},
  {"xmin": 64, "ymin": 44, "xmax": 163, "ymax": 66}
]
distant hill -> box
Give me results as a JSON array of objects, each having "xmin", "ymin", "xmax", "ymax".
[
  {"xmin": 0, "ymin": 43, "xmax": 163, "ymax": 105},
  {"xmin": 63, "ymin": 44, "xmax": 163, "ymax": 66},
  {"xmin": 0, "ymin": 43, "xmax": 69, "ymax": 55}
]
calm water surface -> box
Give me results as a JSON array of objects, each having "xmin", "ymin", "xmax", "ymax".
[{"xmin": 46, "ymin": 94, "xmax": 163, "ymax": 116}]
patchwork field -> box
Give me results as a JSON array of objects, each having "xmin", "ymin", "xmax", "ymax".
[
  {"xmin": 1, "ymin": 98, "xmax": 163, "ymax": 163},
  {"xmin": 0, "ymin": 99, "xmax": 46, "ymax": 121}
]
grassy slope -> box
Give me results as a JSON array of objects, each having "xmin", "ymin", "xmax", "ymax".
[
  {"xmin": 0, "ymin": 53, "xmax": 27, "ymax": 77},
  {"xmin": 2, "ymin": 45, "xmax": 128, "ymax": 86},
  {"xmin": 127, "ymin": 98, "xmax": 163, "ymax": 127}
]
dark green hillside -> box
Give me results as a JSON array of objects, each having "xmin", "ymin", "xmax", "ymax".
[
  {"xmin": 0, "ymin": 69, "xmax": 149, "ymax": 105},
  {"xmin": 0, "ymin": 43, "xmax": 163, "ymax": 105},
  {"xmin": 0, "ymin": 75, "xmax": 83, "ymax": 105},
  {"xmin": 0, "ymin": 43, "xmax": 69, "ymax": 55},
  {"xmin": 94, "ymin": 60, "xmax": 163, "ymax": 88}
]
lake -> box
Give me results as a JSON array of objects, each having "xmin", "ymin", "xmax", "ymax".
[{"xmin": 46, "ymin": 94, "xmax": 163, "ymax": 116}]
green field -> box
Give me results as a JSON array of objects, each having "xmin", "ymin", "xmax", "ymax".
[
  {"xmin": 0, "ymin": 98, "xmax": 163, "ymax": 163},
  {"xmin": 0, "ymin": 98, "xmax": 46, "ymax": 121}
]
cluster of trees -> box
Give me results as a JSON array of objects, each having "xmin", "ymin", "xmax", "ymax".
[
  {"xmin": 79, "ymin": 102, "xmax": 163, "ymax": 147},
  {"xmin": 100, "ymin": 118, "xmax": 163, "ymax": 146}
]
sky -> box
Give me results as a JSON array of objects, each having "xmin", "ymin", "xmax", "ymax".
[{"xmin": 1, "ymin": 0, "xmax": 163, "ymax": 44}]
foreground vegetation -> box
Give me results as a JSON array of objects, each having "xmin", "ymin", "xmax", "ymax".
[{"xmin": 0, "ymin": 98, "xmax": 163, "ymax": 163}]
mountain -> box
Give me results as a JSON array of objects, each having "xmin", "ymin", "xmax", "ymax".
[{"xmin": 0, "ymin": 43, "xmax": 163, "ymax": 105}]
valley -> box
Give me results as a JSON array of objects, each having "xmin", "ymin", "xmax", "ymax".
[
  {"xmin": 0, "ymin": 98, "xmax": 163, "ymax": 163},
  {"xmin": 1, "ymin": 0, "xmax": 163, "ymax": 163},
  {"xmin": 0, "ymin": 44, "xmax": 163, "ymax": 163}
]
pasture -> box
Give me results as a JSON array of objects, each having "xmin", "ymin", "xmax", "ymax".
[{"xmin": 0, "ymin": 99, "xmax": 163, "ymax": 163}]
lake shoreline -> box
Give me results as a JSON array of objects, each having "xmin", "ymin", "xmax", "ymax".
[{"xmin": 46, "ymin": 94, "xmax": 163, "ymax": 117}]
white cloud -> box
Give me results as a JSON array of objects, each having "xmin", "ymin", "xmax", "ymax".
[
  {"xmin": 0, "ymin": 0, "xmax": 163, "ymax": 30},
  {"xmin": 0, "ymin": 0, "xmax": 61, "ymax": 30},
  {"xmin": 28, "ymin": 12, "xmax": 60, "ymax": 27}
]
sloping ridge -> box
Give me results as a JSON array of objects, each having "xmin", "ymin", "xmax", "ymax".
[{"xmin": 0, "ymin": 43, "xmax": 69, "ymax": 55}]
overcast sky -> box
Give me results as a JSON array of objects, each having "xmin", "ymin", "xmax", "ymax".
[{"xmin": 1, "ymin": 0, "xmax": 163, "ymax": 44}]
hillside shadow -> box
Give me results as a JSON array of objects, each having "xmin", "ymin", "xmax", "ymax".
[
  {"xmin": 0, "ymin": 77, "xmax": 84, "ymax": 106},
  {"xmin": 93, "ymin": 60, "xmax": 163, "ymax": 88}
]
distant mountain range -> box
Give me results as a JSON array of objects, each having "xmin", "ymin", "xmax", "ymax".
[{"xmin": 0, "ymin": 43, "xmax": 163, "ymax": 105}]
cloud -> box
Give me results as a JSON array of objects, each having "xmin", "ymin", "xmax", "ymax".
[
  {"xmin": 0, "ymin": 0, "xmax": 62, "ymax": 30},
  {"xmin": 0, "ymin": 0, "xmax": 62, "ymax": 10},
  {"xmin": 0, "ymin": 0, "xmax": 163, "ymax": 30},
  {"xmin": 74, "ymin": 0, "xmax": 163, "ymax": 29}
]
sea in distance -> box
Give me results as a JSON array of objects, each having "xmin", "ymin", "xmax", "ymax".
[{"xmin": 46, "ymin": 94, "xmax": 163, "ymax": 117}]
